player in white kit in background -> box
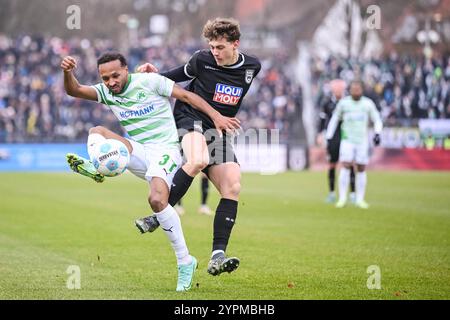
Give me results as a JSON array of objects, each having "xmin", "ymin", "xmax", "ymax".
[{"xmin": 326, "ymin": 80, "xmax": 383, "ymax": 209}]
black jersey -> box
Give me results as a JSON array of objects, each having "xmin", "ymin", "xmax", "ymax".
[
  {"xmin": 318, "ymin": 95, "xmax": 342, "ymax": 141},
  {"xmin": 173, "ymin": 49, "xmax": 261, "ymax": 129}
]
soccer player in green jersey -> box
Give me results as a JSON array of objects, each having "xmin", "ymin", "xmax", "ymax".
[
  {"xmin": 60, "ymin": 52, "xmax": 240, "ymax": 291},
  {"xmin": 326, "ymin": 80, "xmax": 383, "ymax": 209}
]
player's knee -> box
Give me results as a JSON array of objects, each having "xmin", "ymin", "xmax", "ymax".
[
  {"xmin": 185, "ymin": 157, "xmax": 209, "ymax": 174},
  {"xmin": 149, "ymin": 194, "xmax": 168, "ymax": 212},
  {"xmin": 224, "ymin": 181, "xmax": 241, "ymax": 198},
  {"xmin": 195, "ymin": 157, "xmax": 209, "ymax": 170}
]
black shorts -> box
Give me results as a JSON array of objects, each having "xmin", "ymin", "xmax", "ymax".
[
  {"xmin": 327, "ymin": 135, "xmax": 341, "ymax": 163},
  {"xmin": 175, "ymin": 114, "xmax": 239, "ymax": 174}
]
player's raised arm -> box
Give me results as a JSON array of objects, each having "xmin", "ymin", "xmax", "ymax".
[
  {"xmin": 171, "ymin": 84, "xmax": 241, "ymax": 134},
  {"xmin": 61, "ymin": 56, "xmax": 98, "ymax": 101}
]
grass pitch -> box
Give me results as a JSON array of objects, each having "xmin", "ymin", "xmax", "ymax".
[{"xmin": 0, "ymin": 171, "xmax": 449, "ymax": 299}]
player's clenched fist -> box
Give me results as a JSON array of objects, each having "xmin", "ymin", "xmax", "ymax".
[{"xmin": 61, "ymin": 56, "xmax": 77, "ymax": 72}]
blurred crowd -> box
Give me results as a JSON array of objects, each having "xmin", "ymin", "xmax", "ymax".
[
  {"xmin": 313, "ymin": 53, "xmax": 450, "ymax": 126},
  {"xmin": 0, "ymin": 34, "xmax": 119, "ymax": 143},
  {"xmin": 1, "ymin": 33, "xmax": 449, "ymax": 144},
  {"xmin": 0, "ymin": 34, "xmax": 300, "ymax": 143}
]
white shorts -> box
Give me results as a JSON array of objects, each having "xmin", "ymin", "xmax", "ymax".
[
  {"xmin": 339, "ymin": 140, "xmax": 369, "ymax": 165},
  {"xmin": 127, "ymin": 139, "xmax": 182, "ymax": 189}
]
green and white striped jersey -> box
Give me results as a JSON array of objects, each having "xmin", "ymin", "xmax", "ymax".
[
  {"xmin": 326, "ymin": 95, "xmax": 383, "ymax": 145},
  {"xmin": 91, "ymin": 73, "xmax": 179, "ymax": 147}
]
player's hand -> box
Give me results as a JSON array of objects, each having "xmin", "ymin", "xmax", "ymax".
[
  {"xmin": 212, "ymin": 115, "xmax": 241, "ymax": 137},
  {"xmin": 373, "ymin": 133, "xmax": 381, "ymax": 146},
  {"xmin": 136, "ymin": 63, "xmax": 158, "ymax": 73},
  {"xmin": 61, "ymin": 56, "xmax": 77, "ymax": 72}
]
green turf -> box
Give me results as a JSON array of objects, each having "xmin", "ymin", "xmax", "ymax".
[{"xmin": 0, "ymin": 171, "xmax": 449, "ymax": 299}]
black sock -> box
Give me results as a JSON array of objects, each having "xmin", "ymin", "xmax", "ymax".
[
  {"xmin": 201, "ymin": 176, "xmax": 209, "ymax": 205},
  {"xmin": 350, "ymin": 166, "xmax": 356, "ymax": 193},
  {"xmin": 213, "ymin": 198, "xmax": 238, "ymax": 252},
  {"xmin": 168, "ymin": 168, "xmax": 194, "ymax": 207},
  {"xmin": 328, "ymin": 167, "xmax": 336, "ymax": 192}
]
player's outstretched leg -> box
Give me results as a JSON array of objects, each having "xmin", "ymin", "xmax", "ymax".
[
  {"xmin": 66, "ymin": 153, "xmax": 105, "ymax": 183},
  {"xmin": 134, "ymin": 215, "xmax": 160, "ymax": 233},
  {"xmin": 206, "ymin": 163, "xmax": 241, "ymax": 276}
]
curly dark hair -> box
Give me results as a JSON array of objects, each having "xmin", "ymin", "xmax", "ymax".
[
  {"xmin": 97, "ymin": 52, "xmax": 127, "ymax": 68},
  {"xmin": 202, "ymin": 17, "xmax": 241, "ymax": 42}
]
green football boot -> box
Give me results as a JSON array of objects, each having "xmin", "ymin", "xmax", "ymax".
[
  {"xmin": 66, "ymin": 153, "xmax": 105, "ymax": 183},
  {"xmin": 176, "ymin": 256, "xmax": 198, "ymax": 292}
]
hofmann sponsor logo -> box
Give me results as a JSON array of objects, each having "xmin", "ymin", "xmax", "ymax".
[
  {"xmin": 119, "ymin": 105, "xmax": 154, "ymax": 119},
  {"xmin": 213, "ymin": 83, "xmax": 243, "ymax": 106}
]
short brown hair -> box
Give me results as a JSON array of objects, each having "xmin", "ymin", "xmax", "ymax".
[{"xmin": 202, "ymin": 17, "xmax": 241, "ymax": 42}]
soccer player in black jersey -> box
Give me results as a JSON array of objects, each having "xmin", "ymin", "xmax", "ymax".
[
  {"xmin": 318, "ymin": 79, "xmax": 355, "ymax": 203},
  {"xmin": 135, "ymin": 17, "xmax": 261, "ymax": 276}
]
